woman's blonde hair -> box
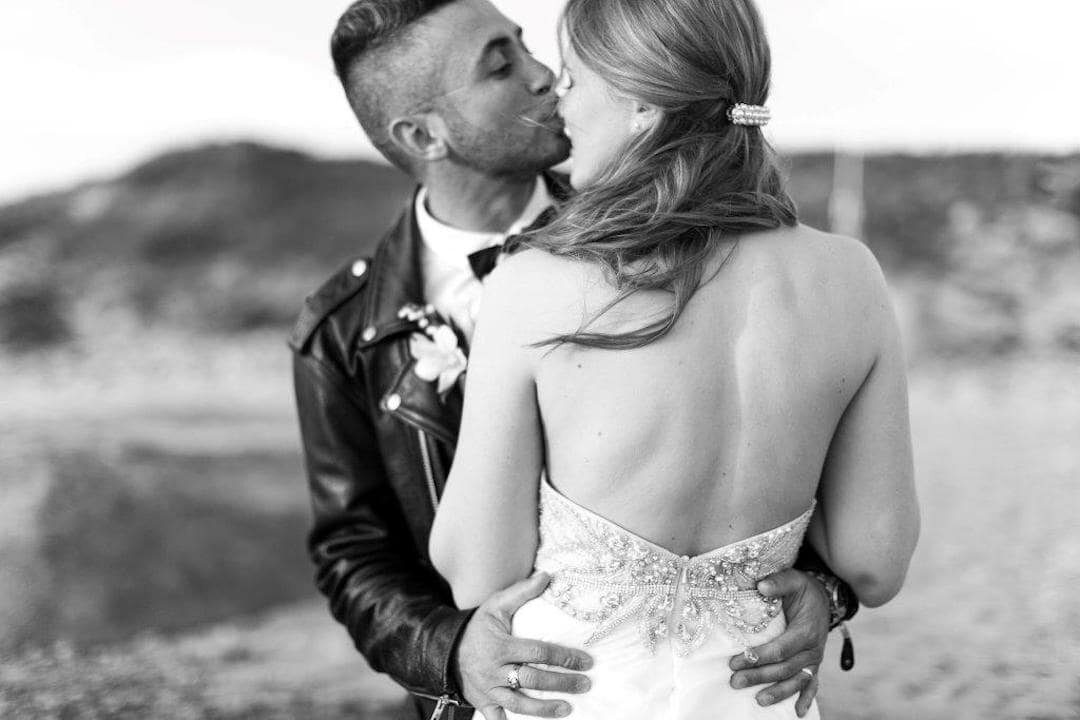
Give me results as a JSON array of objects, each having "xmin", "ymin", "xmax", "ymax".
[{"xmin": 512, "ymin": 0, "xmax": 797, "ymax": 349}]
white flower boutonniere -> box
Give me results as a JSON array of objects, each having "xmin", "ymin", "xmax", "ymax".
[{"xmin": 400, "ymin": 304, "xmax": 467, "ymax": 398}]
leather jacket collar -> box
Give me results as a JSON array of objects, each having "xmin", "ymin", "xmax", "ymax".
[
  {"xmin": 357, "ymin": 191, "xmax": 462, "ymax": 445},
  {"xmin": 361, "ymin": 195, "xmax": 428, "ymax": 345}
]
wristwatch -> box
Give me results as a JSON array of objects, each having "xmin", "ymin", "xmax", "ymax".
[
  {"xmin": 806, "ymin": 570, "xmax": 858, "ymax": 629},
  {"xmin": 807, "ymin": 570, "xmax": 858, "ymax": 671}
]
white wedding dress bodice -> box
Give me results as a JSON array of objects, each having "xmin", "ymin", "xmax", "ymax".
[{"xmin": 509, "ymin": 479, "xmax": 819, "ymax": 720}]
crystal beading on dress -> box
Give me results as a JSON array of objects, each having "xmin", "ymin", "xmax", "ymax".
[{"xmin": 535, "ymin": 480, "xmax": 815, "ymax": 657}]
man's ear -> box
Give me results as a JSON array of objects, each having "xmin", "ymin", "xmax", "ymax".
[{"xmin": 388, "ymin": 114, "xmax": 450, "ymax": 163}]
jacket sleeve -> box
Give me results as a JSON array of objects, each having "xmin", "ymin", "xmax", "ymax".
[{"xmin": 293, "ymin": 351, "xmax": 474, "ymax": 699}]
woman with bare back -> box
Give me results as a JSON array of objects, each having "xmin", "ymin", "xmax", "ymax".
[{"xmin": 430, "ymin": 1, "xmax": 919, "ymax": 717}]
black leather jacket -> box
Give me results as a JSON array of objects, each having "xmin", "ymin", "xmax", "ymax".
[
  {"xmin": 291, "ymin": 191, "xmax": 474, "ymax": 719},
  {"xmin": 290, "ymin": 177, "xmax": 857, "ymax": 720}
]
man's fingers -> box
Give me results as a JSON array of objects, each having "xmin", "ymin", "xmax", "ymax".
[
  {"xmin": 493, "ymin": 572, "xmax": 551, "ymax": 614},
  {"xmin": 489, "ymin": 687, "xmax": 571, "ymax": 718},
  {"xmin": 729, "ymin": 627, "xmax": 809, "ymax": 672},
  {"xmin": 756, "ymin": 568, "xmax": 806, "ymax": 599},
  {"xmin": 480, "ymin": 705, "xmax": 508, "ymax": 720},
  {"xmin": 515, "ymin": 664, "xmax": 591, "ymax": 694},
  {"xmin": 507, "ymin": 638, "xmax": 594, "ymax": 671},
  {"xmin": 730, "ymin": 650, "xmax": 820, "ymax": 689},
  {"xmin": 795, "ymin": 667, "xmax": 820, "ymax": 718},
  {"xmin": 753, "ymin": 663, "xmax": 816, "ymax": 708}
]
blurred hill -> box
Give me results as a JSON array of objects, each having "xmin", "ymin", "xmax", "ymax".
[
  {"xmin": 0, "ymin": 142, "xmax": 414, "ymax": 266},
  {"xmin": 0, "ymin": 141, "xmax": 1078, "ymax": 356},
  {"xmin": 0, "ymin": 143, "xmax": 414, "ymax": 344}
]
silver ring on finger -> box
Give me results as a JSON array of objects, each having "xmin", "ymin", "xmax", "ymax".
[
  {"xmin": 506, "ymin": 663, "xmax": 523, "ymax": 690},
  {"xmin": 800, "ymin": 667, "xmax": 815, "ymax": 680}
]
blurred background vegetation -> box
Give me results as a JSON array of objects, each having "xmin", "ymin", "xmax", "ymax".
[
  {"xmin": 1, "ymin": 143, "xmax": 1078, "ymax": 718},
  {"xmin": 4, "ymin": 143, "xmax": 1078, "ymax": 356}
]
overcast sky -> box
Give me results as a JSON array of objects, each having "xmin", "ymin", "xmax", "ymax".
[{"xmin": 2, "ymin": 0, "xmax": 1078, "ymax": 203}]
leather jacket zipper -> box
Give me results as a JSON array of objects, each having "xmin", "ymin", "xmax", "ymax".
[
  {"xmin": 416, "ymin": 692, "xmax": 459, "ymax": 720},
  {"xmin": 414, "ymin": 432, "xmax": 458, "ymax": 720},
  {"xmin": 417, "ymin": 428, "xmax": 439, "ymax": 510},
  {"xmin": 429, "ymin": 696, "xmax": 449, "ymax": 720}
]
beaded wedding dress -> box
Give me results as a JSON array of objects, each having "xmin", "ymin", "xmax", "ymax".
[{"xmin": 509, "ymin": 479, "xmax": 819, "ymax": 720}]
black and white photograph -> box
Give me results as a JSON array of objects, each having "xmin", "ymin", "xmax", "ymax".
[{"xmin": 1, "ymin": 1, "xmax": 1077, "ymax": 719}]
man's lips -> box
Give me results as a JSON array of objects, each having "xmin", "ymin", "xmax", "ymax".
[
  {"xmin": 535, "ymin": 105, "xmax": 565, "ymax": 131},
  {"xmin": 546, "ymin": 116, "xmax": 567, "ymax": 133}
]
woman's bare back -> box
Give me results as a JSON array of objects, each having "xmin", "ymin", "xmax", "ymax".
[
  {"xmin": 434, "ymin": 221, "xmax": 916, "ymax": 611},
  {"xmin": 525, "ymin": 224, "xmax": 883, "ymax": 556}
]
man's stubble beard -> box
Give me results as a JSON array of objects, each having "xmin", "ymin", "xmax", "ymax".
[{"xmin": 443, "ymin": 113, "xmax": 570, "ymax": 179}]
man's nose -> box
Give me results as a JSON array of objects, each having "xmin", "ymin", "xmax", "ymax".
[{"xmin": 526, "ymin": 56, "xmax": 555, "ymax": 97}]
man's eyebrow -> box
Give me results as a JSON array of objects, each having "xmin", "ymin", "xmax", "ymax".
[{"xmin": 476, "ymin": 25, "xmax": 525, "ymax": 62}]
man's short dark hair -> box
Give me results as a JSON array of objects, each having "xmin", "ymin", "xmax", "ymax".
[{"xmin": 331, "ymin": 0, "xmax": 458, "ymax": 171}]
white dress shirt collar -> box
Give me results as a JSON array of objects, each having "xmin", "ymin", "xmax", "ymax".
[
  {"xmin": 414, "ymin": 176, "xmax": 553, "ymax": 340},
  {"xmin": 414, "ymin": 177, "xmax": 553, "ymax": 269}
]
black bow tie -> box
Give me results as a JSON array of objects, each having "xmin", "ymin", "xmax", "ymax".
[
  {"xmin": 467, "ymin": 245, "xmax": 504, "ymax": 280},
  {"xmin": 466, "ymin": 206, "xmax": 559, "ymax": 279}
]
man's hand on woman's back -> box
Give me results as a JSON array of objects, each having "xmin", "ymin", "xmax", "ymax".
[
  {"xmin": 457, "ymin": 573, "xmax": 594, "ymax": 720},
  {"xmin": 728, "ymin": 568, "xmax": 830, "ymax": 718}
]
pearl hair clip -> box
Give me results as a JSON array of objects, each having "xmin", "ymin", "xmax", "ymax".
[{"xmin": 727, "ymin": 103, "xmax": 771, "ymax": 127}]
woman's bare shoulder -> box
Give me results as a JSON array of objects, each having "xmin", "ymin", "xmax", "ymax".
[
  {"xmin": 785, "ymin": 224, "xmax": 881, "ymax": 272},
  {"xmin": 489, "ymin": 248, "xmax": 596, "ymax": 305},
  {"xmin": 480, "ymin": 248, "xmax": 593, "ymax": 343},
  {"xmin": 789, "ymin": 225, "xmax": 899, "ymax": 360},
  {"xmin": 769, "ymin": 224, "xmax": 890, "ymax": 306},
  {"xmin": 495, "ymin": 246, "xmax": 587, "ymax": 279}
]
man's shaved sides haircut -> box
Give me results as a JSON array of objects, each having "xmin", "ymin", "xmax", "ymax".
[{"xmin": 332, "ymin": 0, "xmax": 458, "ymax": 171}]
